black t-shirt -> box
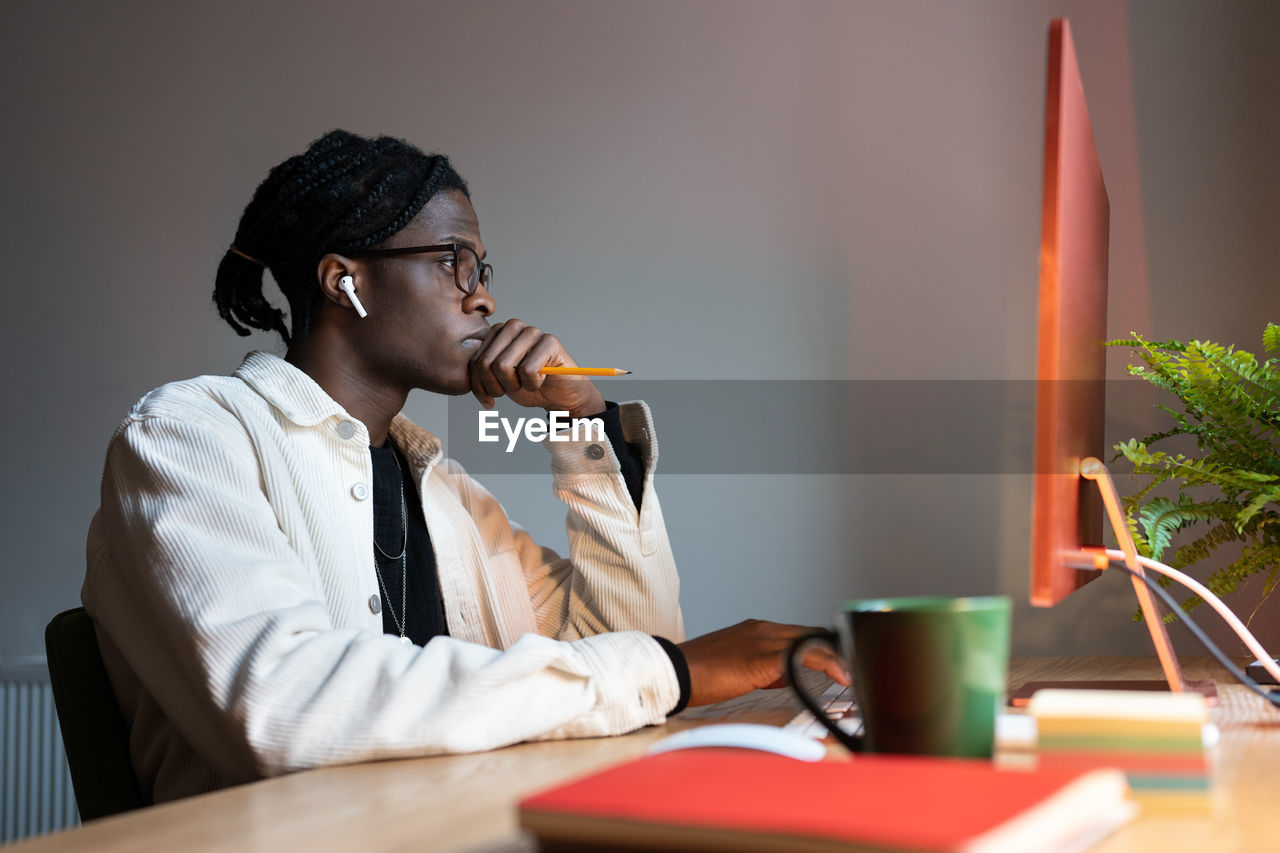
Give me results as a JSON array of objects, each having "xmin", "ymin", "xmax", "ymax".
[{"xmin": 370, "ymin": 441, "xmax": 447, "ymax": 644}]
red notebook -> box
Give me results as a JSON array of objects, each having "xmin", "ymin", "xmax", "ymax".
[{"xmin": 519, "ymin": 750, "xmax": 1133, "ymax": 852}]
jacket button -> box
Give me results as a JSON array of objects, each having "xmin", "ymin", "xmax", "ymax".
[
  {"xmin": 337, "ymin": 421, "xmax": 356, "ymax": 440},
  {"xmin": 351, "ymin": 482, "xmax": 369, "ymax": 500},
  {"xmin": 586, "ymin": 444, "xmax": 605, "ymax": 460},
  {"xmin": 369, "ymin": 594, "xmax": 381, "ymax": 615}
]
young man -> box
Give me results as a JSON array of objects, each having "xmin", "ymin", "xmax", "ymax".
[{"xmin": 84, "ymin": 130, "xmax": 844, "ymax": 802}]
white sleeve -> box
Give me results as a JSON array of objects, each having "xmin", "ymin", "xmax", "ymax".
[
  {"xmin": 84, "ymin": 413, "xmax": 680, "ymax": 780},
  {"xmin": 513, "ymin": 400, "xmax": 685, "ymax": 642}
]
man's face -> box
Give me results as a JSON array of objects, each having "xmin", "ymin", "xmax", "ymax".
[{"xmin": 355, "ymin": 190, "xmax": 494, "ymax": 396}]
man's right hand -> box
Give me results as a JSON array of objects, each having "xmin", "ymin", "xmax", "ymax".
[{"xmin": 678, "ymin": 619, "xmax": 850, "ymax": 707}]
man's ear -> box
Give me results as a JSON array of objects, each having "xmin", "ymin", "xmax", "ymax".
[{"xmin": 317, "ymin": 254, "xmax": 362, "ymax": 310}]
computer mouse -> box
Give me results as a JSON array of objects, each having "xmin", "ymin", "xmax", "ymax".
[{"xmin": 646, "ymin": 723, "xmax": 827, "ymax": 762}]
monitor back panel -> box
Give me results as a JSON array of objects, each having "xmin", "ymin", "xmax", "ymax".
[{"xmin": 1031, "ymin": 19, "xmax": 1110, "ymax": 607}]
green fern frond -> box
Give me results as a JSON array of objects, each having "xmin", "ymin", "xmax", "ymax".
[
  {"xmin": 1137, "ymin": 496, "xmax": 1241, "ymax": 559},
  {"xmin": 1263, "ymin": 323, "xmax": 1280, "ymax": 355},
  {"xmin": 1251, "ymin": 513, "xmax": 1280, "ymax": 544},
  {"xmin": 1118, "ymin": 467, "xmax": 1175, "ymax": 513},
  {"xmin": 1109, "ymin": 324, "xmax": 1280, "ymax": 616},
  {"xmin": 1113, "ymin": 428, "xmax": 1186, "ymax": 462},
  {"xmin": 1238, "ymin": 486, "xmax": 1280, "ymax": 529},
  {"xmin": 1169, "ymin": 522, "xmax": 1242, "ymax": 570},
  {"xmin": 1212, "ymin": 541, "xmax": 1280, "ymax": 597},
  {"xmin": 1123, "ymin": 514, "xmax": 1154, "ymax": 559},
  {"xmin": 1263, "ymin": 566, "xmax": 1280, "ymax": 599},
  {"xmin": 1115, "ymin": 440, "xmax": 1278, "ymax": 495},
  {"xmin": 1108, "ymin": 333, "xmax": 1188, "ymax": 353}
]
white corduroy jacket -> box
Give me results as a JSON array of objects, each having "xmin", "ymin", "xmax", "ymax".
[{"xmin": 83, "ymin": 351, "xmax": 684, "ymax": 802}]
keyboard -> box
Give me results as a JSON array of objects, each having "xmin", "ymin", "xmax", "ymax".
[
  {"xmin": 784, "ymin": 682, "xmax": 1041, "ymax": 751},
  {"xmin": 784, "ymin": 681, "xmax": 863, "ymax": 739}
]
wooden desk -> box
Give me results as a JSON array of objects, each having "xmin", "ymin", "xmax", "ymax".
[{"xmin": 13, "ymin": 657, "xmax": 1276, "ymax": 852}]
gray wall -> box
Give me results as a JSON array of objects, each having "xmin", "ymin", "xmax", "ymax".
[{"xmin": 2, "ymin": 1, "xmax": 1276, "ymax": 662}]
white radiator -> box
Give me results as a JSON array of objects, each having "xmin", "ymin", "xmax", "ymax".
[{"xmin": 1, "ymin": 658, "xmax": 80, "ymax": 843}]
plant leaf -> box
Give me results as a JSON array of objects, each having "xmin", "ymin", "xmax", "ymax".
[{"xmin": 1264, "ymin": 323, "xmax": 1280, "ymax": 355}]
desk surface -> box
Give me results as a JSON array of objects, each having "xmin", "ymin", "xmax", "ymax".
[{"xmin": 14, "ymin": 656, "xmax": 1276, "ymax": 853}]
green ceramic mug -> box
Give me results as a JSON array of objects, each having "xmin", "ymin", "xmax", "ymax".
[{"xmin": 785, "ymin": 596, "xmax": 1011, "ymax": 758}]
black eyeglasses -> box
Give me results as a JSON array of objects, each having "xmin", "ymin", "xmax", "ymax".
[{"xmin": 346, "ymin": 243, "xmax": 494, "ymax": 296}]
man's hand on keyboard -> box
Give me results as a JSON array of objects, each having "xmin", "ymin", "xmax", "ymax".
[{"xmin": 679, "ymin": 619, "xmax": 850, "ymax": 707}]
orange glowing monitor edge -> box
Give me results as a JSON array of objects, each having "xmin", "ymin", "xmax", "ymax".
[
  {"xmin": 1031, "ymin": 18, "xmax": 1109, "ymax": 608},
  {"xmin": 1024, "ymin": 19, "xmax": 1215, "ymax": 704}
]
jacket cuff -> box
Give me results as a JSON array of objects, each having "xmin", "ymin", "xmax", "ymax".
[
  {"xmin": 572, "ymin": 632, "xmax": 682, "ymax": 730},
  {"xmin": 651, "ymin": 636, "xmax": 691, "ymax": 715},
  {"xmin": 545, "ymin": 400, "xmax": 658, "ymax": 478}
]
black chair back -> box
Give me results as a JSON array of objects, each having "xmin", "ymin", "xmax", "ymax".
[{"xmin": 45, "ymin": 607, "xmax": 148, "ymax": 820}]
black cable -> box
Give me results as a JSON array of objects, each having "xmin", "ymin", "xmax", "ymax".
[{"xmin": 1100, "ymin": 561, "xmax": 1280, "ymax": 709}]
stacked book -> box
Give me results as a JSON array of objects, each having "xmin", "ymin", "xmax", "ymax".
[
  {"xmin": 1027, "ymin": 689, "xmax": 1214, "ymax": 812},
  {"xmin": 520, "ymin": 749, "xmax": 1134, "ymax": 852}
]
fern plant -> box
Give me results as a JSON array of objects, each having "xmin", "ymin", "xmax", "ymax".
[{"xmin": 1108, "ymin": 323, "xmax": 1280, "ymax": 620}]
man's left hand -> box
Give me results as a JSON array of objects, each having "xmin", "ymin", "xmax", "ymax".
[{"xmin": 468, "ymin": 318, "xmax": 605, "ymax": 417}]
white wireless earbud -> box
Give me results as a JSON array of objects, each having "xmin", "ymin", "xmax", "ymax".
[{"xmin": 337, "ymin": 274, "xmax": 368, "ymax": 318}]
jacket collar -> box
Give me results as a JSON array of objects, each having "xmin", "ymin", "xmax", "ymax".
[
  {"xmin": 234, "ymin": 351, "xmax": 346, "ymax": 427},
  {"xmin": 389, "ymin": 415, "xmax": 444, "ymax": 475},
  {"xmin": 233, "ymin": 351, "xmax": 444, "ymax": 470}
]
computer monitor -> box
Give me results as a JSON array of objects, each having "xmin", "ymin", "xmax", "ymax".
[
  {"xmin": 1030, "ymin": 17, "xmax": 1108, "ymax": 610},
  {"xmin": 1019, "ymin": 19, "xmax": 1215, "ymax": 704}
]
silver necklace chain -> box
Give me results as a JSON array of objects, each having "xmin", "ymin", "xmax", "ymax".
[{"xmin": 372, "ymin": 445, "xmax": 409, "ymax": 643}]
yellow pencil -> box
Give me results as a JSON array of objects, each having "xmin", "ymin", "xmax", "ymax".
[{"xmin": 538, "ymin": 367, "xmax": 632, "ymax": 376}]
